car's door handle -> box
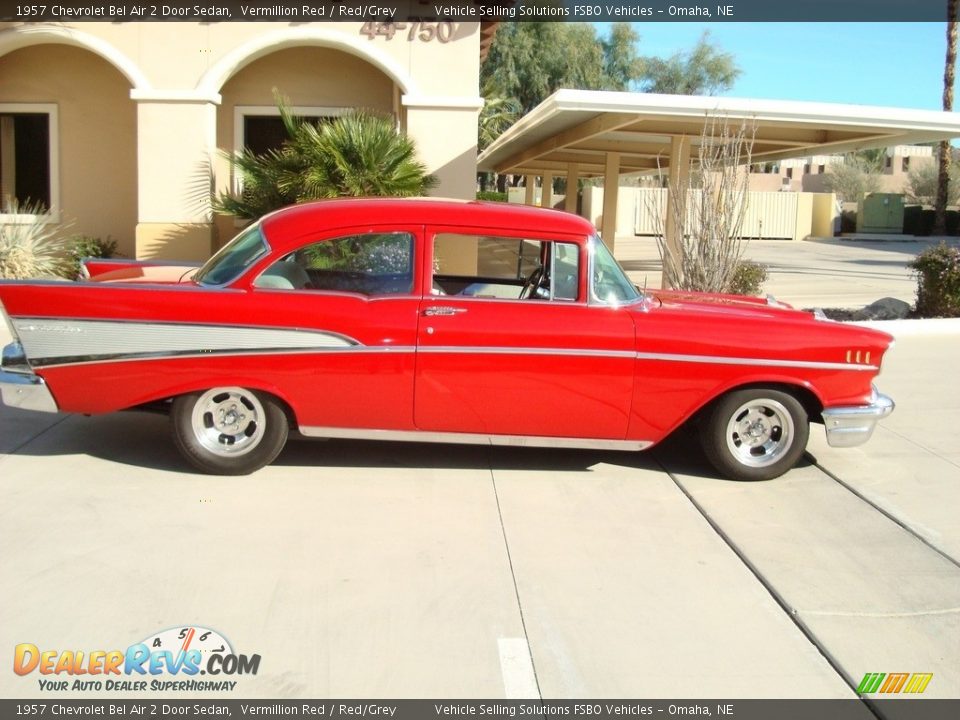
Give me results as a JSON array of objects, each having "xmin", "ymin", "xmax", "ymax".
[{"xmin": 423, "ymin": 306, "xmax": 467, "ymax": 316}]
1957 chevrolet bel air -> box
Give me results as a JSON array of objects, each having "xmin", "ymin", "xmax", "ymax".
[{"xmin": 0, "ymin": 198, "xmax": 894, "ymax": 479}]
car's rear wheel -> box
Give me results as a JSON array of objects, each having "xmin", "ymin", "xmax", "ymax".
[
  {"xmin": 171, "ymin": 387, "xmax": 288, "ymax": 475},
  {"xmin": 701, "ymin": 388, "xmax": 809, "ymax": 481}
]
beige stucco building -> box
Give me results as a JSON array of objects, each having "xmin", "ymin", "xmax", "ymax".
[
  {"xmin": 748, "ymin": 145, "xmax": 935, "ymax": 194},
  {"xmin": 0, "ymin": 20, "xmax": 485, "ymax": 260}
]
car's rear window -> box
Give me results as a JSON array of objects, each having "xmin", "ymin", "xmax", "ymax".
[{"xmin": 194, "ymin": 224, "xmax": 268, "ymax": 286}]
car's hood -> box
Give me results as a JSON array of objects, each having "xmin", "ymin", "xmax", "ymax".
[
  {"xmin": 81, "ymin": 259, "xmax": 200, "ymax": 284},
  {"xmin": 649, "ymin": 288, "xmax": 807, "ymax": 320}
]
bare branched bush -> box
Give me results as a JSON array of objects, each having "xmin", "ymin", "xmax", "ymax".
[
  {"xmin": 822, "ymin": 154, "xmax": 883, "ymax": 204},
  {"xmin": 0, "ymin": 202, "xmax": 69, "ymax": 279},
  {"xmin": 648, "ymin": 115, "xmax": 756, "ymax": 292}
]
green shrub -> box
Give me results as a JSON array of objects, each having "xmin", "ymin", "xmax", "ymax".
[
  {"xmin": 63, "ymin": 235, "xmax": 118, "ymax": 279},
  {"xmin": 726, "ymin": 259, "xmax": 768, "ymax": 296},
  {"xmin": 476, "ymin": 191, "xmax": 508, "ymax": 202},
  {"xmin": 214, "ymin": 99, "xmax": 436, "ymax": 220},
  {"xmin": 0, "ymin": 202, "xmax": 68, "ymax": 279},
  {"xmin": 902, "ymin": 205, "xmax": 960, "ymax": 236},
  {"xmin": 908, "ymin": 243, "xmax": 960, "ymax": 317}
]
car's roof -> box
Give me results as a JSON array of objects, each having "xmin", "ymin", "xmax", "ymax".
[{"xmin": 258, "ymin": 197, "xmax": 597, "ymax": 252}]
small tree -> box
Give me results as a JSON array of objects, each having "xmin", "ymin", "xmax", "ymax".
[
  {"xmin": 649, "ymin": 115, "xmax": 756, "ymax": 292},
  {"xmin": 823, "ymin": 154, "xmax": 883, "ymax": 203},
  {"xmin": 905, "ymin": 159, "xmax": 960, "ymax": 206},
  {"xmin": 215, "ymin": 98, "xmax": 436, "ymax": 220}
]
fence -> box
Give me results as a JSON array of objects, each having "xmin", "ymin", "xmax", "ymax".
[{"xmin": 580, "ymin": 187, "xmax": 837, "ymax": 240}]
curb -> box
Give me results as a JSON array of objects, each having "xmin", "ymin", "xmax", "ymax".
[{"xmin": 850, "ymin": 318, "xmax": 960, "ymax": 335}]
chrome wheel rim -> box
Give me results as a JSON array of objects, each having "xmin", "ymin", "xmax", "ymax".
[
  {"xmin": 725, "ymin": 398, "xmax": 794, "ymax": 468},
  {"xmin": 190, "ymin": 388, "xmax": 266, "ymax": 457}
]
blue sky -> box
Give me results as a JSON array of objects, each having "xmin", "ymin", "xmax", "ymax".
[{"xmin": 602, "ymin": 23, "xmax": 952, "ymax": 110}]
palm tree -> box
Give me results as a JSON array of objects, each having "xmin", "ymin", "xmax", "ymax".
[
  {"xmin": 477, "ymin": 79, "xmax": 520, "ymax": 193},
  {"xmin": 215, "ymin": 100, "xmax": 436, "ymax": 220},
  {"xmin": 934, "ymin": 0, "xmax": 958, "ymax": 236}
]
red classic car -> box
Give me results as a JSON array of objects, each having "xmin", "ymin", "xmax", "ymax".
[{"xmin": 0, "ymin": 198, "xmax": 894, "ymax": 480}]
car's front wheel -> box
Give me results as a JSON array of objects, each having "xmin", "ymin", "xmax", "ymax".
[
  {"xmin": 171, "ymin": 387, "xmax": 288, "ymax": 475},
  {"xmin": 701, "ymin": 388, "xmax": 809, "ymax": 481}
]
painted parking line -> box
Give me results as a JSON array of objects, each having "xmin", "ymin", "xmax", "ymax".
[{"xmin": 498, "ymin": 638, "xmax": 540, "ymax": 699}]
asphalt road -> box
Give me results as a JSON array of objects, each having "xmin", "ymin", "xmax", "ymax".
[{"xmin": 0, "ymin": 321, "xmax": 958, "ymax": 707}]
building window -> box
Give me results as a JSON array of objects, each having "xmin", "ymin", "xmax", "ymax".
[
  {"xmin": 902, "ymin": 156, "xmax": 911, "ymax": 172},
  {"xmin": 803, "ymin": 163, "xmax": 811, "ymax": 175},
  {"xmin": 0, "ymin": 104, "xmax": 59, "ymax": 221},
  {"xmin": 885, "ymin": 156, "xmax": 893, "ymax": 169},
  {"xmin": 785, "ymin": 168, "xmax": 793, "ymax": 180},
  {"xmin": 231, "ymin": 105, "xmax": 350, "ymax": 196},
  {"xmin": 818, "ymin": 164, "xmax": 826, "ymax": 174},
  {"xmin": 233, "ymin": 105, "xmax": 350, "ymax": 156}
]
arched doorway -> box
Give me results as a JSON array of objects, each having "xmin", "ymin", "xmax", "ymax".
[
  {"xmin": 0, "ymin": 43, "xmax": 138, "ymax": 256},
  {"xmin": 212, "ymin": 45, "xmax": 399, "ymax": 244}
]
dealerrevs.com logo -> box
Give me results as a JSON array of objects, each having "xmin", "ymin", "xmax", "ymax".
[{"xmin": 13, "ymin": 626, "xmax": 260, "ymax": 692}]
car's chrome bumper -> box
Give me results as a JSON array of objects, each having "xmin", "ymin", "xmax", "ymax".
[
  {"xmin": 0, "ymin": 342, "xmax": 58, "ymax": 413},
  {"xmin": 821, "ymin": 387, "xmax": 895, "ymax": 448}
]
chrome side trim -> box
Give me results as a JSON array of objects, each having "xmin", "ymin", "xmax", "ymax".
[
  {"xmin": 418, "ymin": 345, "xmax": 636, "ymax": 359},
  {"xmin": 635, "ymin": 351, "xmax": 877, "ymax": 372},
  {"xmin": 8, "ymin": 316, "xmax": 880, "ymax": 374},
  {"xmin": 12, "ymin": 318, "xmax": 359, "ymax": 365},
  {"xmin": 0, "ymin": 368, "xmax": 58, "ymax": 413},
  {"xmin": 821, "ymin": 387, "xmax": 895, "ymax": 448},
  {"xmin": 300, "ymin": 426, "xmax": 651, "ymax": 452},
  {"xmin": 31, "ymin": 345, "xmax": 419, "ymax": 369},
  {"xmin": 87, "ymin": 259, "xmax": 201, "ymax": 268}
]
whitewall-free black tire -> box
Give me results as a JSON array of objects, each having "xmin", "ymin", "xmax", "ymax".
[{"xmin": 171, "ymin": 387, "xmax": 289, "ymax": 475}]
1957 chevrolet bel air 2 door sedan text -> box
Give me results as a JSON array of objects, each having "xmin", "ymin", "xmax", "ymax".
[{"xmin": 0, "ymin": 198, "xmax": 894, "ymax": 479}]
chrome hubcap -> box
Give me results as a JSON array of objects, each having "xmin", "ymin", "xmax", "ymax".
[
  {"xmin": 725, "ymin": 399, "xmax": 794, "ymax": 468},
  {"xmin": 191, "ymin": 388, "xmax": 265, "ymax": 457}
]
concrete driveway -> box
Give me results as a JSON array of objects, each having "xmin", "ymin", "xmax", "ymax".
[
  {"xmin": 1, "ymin": 319, "xmax": 958, "ymax": 703},
  {"xmin": 617, "ymin": 236, "xmax": 960, "ymax": 309}
]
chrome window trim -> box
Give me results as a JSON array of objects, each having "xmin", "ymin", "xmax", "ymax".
[
  {"xmin": 586, "ymin": 234, "xmax": 645, "ymax": 309},
  {"xmin": 548, "ymin": 240, "xmax": 580, "ymax": 302},
  {"xmin": 195, "ymin": 223, "xmax": 271, "ymax": 288}
]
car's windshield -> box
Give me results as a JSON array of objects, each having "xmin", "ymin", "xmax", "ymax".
[
  {"xmin": 589, "ymin": 234, "xmax": 641, "ymax": 305},
  {"xmin": 194, "ymin": 224, "xmax": 269, "ymax": 286}
]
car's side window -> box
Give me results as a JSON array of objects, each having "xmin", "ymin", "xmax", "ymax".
[
  {"xmin": 432, "ymin": 233, "xmax": 580, "ymax": 302},
  {"xmin": 255, "ymin": 232, "xmax": 414, "ymax": 296}
]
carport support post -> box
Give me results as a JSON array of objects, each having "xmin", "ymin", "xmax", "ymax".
[
  {"xmin": 662, "ymin": 136, "xmax": 691, "ymax": 289},
  {"xmin": 565, "ymin": 163, "xmax": 580, "ymax": 213},
  {"xmin": 542, "ymin": 173, "xmax": 554, "ymax": 208},
  {"xmin": 524, "ymin": 176, "xmax": 536, "ymax": 205},
  {"xmin": 601, "ymin": 152, "xmax": 621, "ymax": 251}
]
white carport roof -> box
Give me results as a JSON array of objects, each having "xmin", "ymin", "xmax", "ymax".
[
  {"xmin": 477, "ymin": 89, "xmax": 960, "ymax": 287},
  {"xmin": 478, "ymin": 89, "xmax": 960, "ymax": 177}
]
